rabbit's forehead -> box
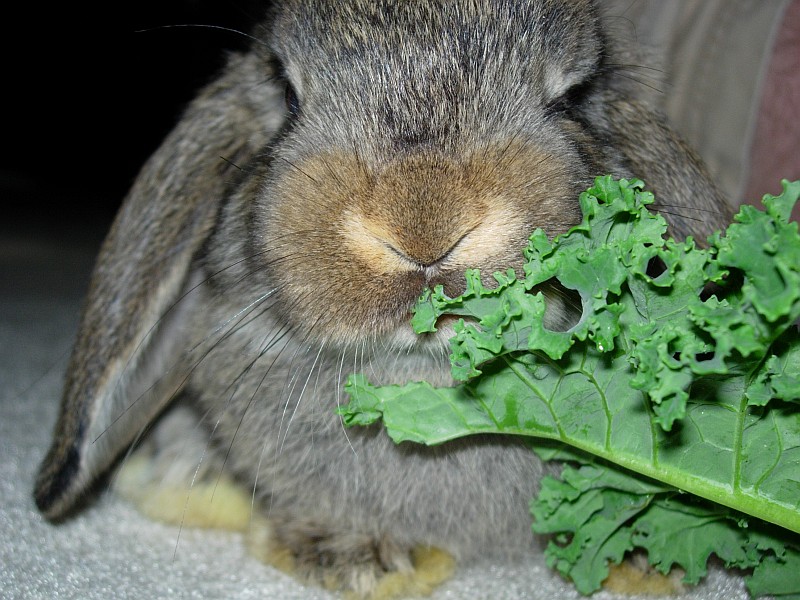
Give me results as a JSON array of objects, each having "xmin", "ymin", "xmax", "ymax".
[{"xmin": 271, "ymin": 0, "xmax": 602, "ymax": 99}]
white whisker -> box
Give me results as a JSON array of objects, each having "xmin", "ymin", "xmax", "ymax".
[
  {"xmin": 279, "ymin": 341, "xmax": 326, "ymax": 453},
  {"xmin": 336, "ymin": 347, "xmax": 358, "ymax": 458}
]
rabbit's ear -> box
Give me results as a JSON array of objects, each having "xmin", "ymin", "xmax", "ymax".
[
  {"xmin": 591, "ymin": 93, "xmax": 733, "ymax": 240},
  {"xmin": 34, "ymin": 52, "xmax": 283, "ymax": 519}
]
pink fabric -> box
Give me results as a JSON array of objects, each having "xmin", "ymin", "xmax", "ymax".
[{"xmin": 745, "ymin": 0, "xmax": 800, "ymax": 221}]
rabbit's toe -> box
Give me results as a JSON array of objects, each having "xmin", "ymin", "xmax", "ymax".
[
  {"xmin": 603, "ymin": 551, "xmax": 685, "ymax": 596},
  {"xmin": 246, "ymin": 517, "xmax": 455, "ymax": 599}
]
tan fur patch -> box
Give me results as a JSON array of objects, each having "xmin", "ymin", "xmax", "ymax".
[
  {"xmin": 263, "ymin": 142, "xmax": 577, "ymax": 344},
  {"xmin": 246, "ymin": 518, "xmax": 455, "ymax": 599},
  {"xmin": 603, "ymin": 558, "xmax": 686, "ymax": 596},
  {"xmin": 346, "ymin": 547, "xmax": 456, "ymax": 600},
  {"xmin": 114, "ymin": 452, "xmax": 253, "ymax": 532}
]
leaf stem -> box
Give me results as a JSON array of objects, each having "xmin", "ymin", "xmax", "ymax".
[{"xmin": 541, "ymin": 434, "xmax": 800, "ymax": 535}]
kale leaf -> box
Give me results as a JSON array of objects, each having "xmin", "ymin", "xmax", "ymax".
[{"xmin": 340, "ymin": 177, "xmax": 800, "ymax": 597}]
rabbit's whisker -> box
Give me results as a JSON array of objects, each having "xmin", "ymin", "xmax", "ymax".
[
  {"xmin": 103, "ymin": 243, "xmax": 284, "ymax": 419},
  {"xmin": 248, "ymin": 323, "xmax": 302, "ymax": 518},
  {"xmin": 134, "ymin": 23, "xmax": 268, "ymax": 48},
  {"xmin": 94, "ymin": 286, "xmax": 279, "ymax": 444},
  {"xmin": 279, "ymin": 156, "xmax": 320, "ymax": 184},
  {"xmin": 278, "ymin": 341, "xmax": 327, "ymax": 453},
  {"xmin": 652, "ymin": 203, "xmax": 728, "ymax": 217},
  {"xmin": 171, "ymin": 414, "xmax": 224, "ymax": 562},
  {"xmin": 269, "ymin": 291, "xmax": 330, "ymax": 443},
  {"xmin": 209, "ymin": 323, "xmax": 296, "ymax": 505},
  {"xmin": 178, "ymin": 314, "xmax": 294, "ymax": 551},
  {"xmin": 319, "ymin": 155, "xmax": 348, "ymax": 189},
  {"xmin": 219, "ymin": 155, "xmax": 247, "ymax": 172},
  {"xmin": 336, "ymin": 347, "xmax": 359, "ymax": 459},
  {"xmin": 606, "ymin": 61, "xmax": 666, "ymax": 75},
  {"xmin": 604, "ymin": 62, "xmax": 668, "ymax": 91},
  {"xmin": 652, "ymin": 208, "xmax": 706, "ymax": 224},
  {"xmin": 612, "ymin": 70, "xmax": 666, "ymax": 95}
]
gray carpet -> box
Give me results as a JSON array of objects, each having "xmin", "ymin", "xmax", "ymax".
[{"xmin": 0, "ymin": 222, "xmax": 761, "ymax": 599}]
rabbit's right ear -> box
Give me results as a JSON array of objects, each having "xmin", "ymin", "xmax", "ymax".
[{"xmin": 34, "ymin": 51, "xmax": 284, "ymax": 520}]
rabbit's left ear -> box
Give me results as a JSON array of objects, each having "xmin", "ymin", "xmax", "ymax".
[
  {"xmin": 34, "ymin": 52, "xmax": 283, "ymax": 519},
  {"xmin": 590, "ymin": 92, "xmax": 733, "ymax": 240}
]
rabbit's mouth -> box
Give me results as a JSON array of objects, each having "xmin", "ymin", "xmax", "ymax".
[
  {"xmin": 389, "ymin": 312, "xmax": 463, "ymax": 351},
  {"xmin": 343, "ymin": 318, "xmax": 460, "ymax": 389},
  {"xmin": 379, "ymin": 279, "xmax": 580, "ymax": 356}
]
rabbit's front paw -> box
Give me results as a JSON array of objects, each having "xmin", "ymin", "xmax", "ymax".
[
  {"xmin": 113, "ymin": 445, "xmax": 253, "ymax": 532},
  {"xmin": 246, "ymin": 517, "xmax": 455, "ymax": 599}
]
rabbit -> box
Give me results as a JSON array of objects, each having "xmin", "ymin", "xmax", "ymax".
[{"xmin": 34, "ymin": 0, "xmax": 733, "ymax": 597}]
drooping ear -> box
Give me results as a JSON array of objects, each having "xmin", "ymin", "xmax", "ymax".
[
  {"xmin": 34, "ymin": 51, "xmax": 284, "ymax": 520},
  {"xmin": 593, "ymin": 93, "xmax": 734, "ymax": 241},
  {"xmin": 586, "ymin": 10, "xmax": 733, "ymax": 240}
]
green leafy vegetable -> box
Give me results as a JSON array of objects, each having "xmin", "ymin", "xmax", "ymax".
[
  {"xmin": 340, "ymin": 177, "xmax": 800, "ymax": 597},
  {"xmin": 530, "ymin": 450, "xmax": 800, "ymax": 596}
]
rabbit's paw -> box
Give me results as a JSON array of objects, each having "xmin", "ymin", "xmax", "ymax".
[
  {"xmin": 603, "ymin": 552, "xmax": 685, "ymax": 596},
  {"xmin": 246, "ymin": 517, "xmax": 455, "ymax": 599},
  {"xmin": 113, "ymin": 450, "xmax": 253, "ymax": 532},
  {"xmin": 112, "ymin": 405, "xmax": 254, "ymax": 532}
]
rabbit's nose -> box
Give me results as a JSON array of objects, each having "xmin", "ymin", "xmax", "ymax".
[{"xmin": 386, "ymin": 235, "xmax": 464, "ymax": 273}]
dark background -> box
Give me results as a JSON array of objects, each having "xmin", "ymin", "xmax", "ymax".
[{"xmin": 3, "ymin": 2, "xmax": 265, "ymax": 233}]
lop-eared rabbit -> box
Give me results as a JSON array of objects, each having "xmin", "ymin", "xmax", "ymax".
[{"xmin": 35, "ymin": 1, "xmax": 730, "ymax": 596}]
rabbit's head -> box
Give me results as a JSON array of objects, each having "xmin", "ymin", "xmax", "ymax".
[{"xmin": 214, "ymin": 0, "xmax": 619, "ymax": 348}]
